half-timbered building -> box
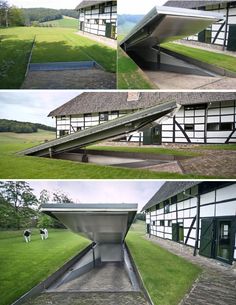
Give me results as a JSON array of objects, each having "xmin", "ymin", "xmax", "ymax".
[
  {"xmin": 48, "ymin": 92, "xmax": 236, "ymax": 144},
  {"xmin": 142, "ymin": 181, "xmax": 236, "ymax": 264},
  {"xmin": 164, "ymin": 0, "xmax": 236, "ymax": 51},
  {"xmin": 76, "ymin": 0, "xmax": 117, "ymax": 39}
]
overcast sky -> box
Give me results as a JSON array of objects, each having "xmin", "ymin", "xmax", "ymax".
[
  {"xmin": 119, "ymin": 0, "xmax": 167, "ymax": 15},
  {"xmin": 8, "ymin": 0, "xmax": 80, "ymax": 9},
  {"xmin": 27, "ymin": 180, "xmax": 164, "ymax": 211},
  {"xmin": 8, "ymin": 1, "xmax": 168, "ymax": 13},
  {"xmin": 0, "ymin": 91, "xmax": 81, "ymax": 127}
]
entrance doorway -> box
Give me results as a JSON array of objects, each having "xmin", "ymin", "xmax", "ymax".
[
  {"xmin": 199, "ymin": 217, "xmax": 235, "ymax": 264},
  {"xmin": 227, "ymin": 24, "xmax": 236, "ymax": 51},
  {"xmin": 172, "ymin": 223, "xmax": 184, "ymax": 242},
  {"xmin": 143, "ymin": 125, "xmax": 162, "ymax": 145}
]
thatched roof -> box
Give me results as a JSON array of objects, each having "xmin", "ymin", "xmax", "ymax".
[
  {"xmin": 164, "ymin": 0, "xmax": 232, "ymax": 9},
  {"xmin": 76, "ymin": 0, "xmax": 109, "ymax": 10},
  {"xmin": 142, "ymin": 181, "xmax": 200, "ymax": 211},
  {"xmin": 48, "ymin": 92, "xmax": 236, "ymax": 117}
]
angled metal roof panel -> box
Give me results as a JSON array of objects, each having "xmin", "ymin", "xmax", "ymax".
[
  {"xmin": 142, "ymin": 181, "xmax": 201, "ymax": 211},
  {"xmin": 20, "ymin": 101, "xmax": 177, "ymax": 157},
  {"xmin": 120, "ymin": 6, "xmax": 223, "ymax": 49},
  {"xmin": 41, "ymin": 203, "xmax": 137, "ymax": 244}
]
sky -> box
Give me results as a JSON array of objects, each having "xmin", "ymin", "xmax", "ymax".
[
  {"xmin": 0, "ymin": 91, "xmax": 80, "ymax": 127},
  {"xmin": 118, "ymin": 0, "xmax": 167, "ymax": 15},
  {"xmin": 8, "ymin": 0, "xmax": 168, "ymax": 13},
  {"xmin": 27, "ymin": 180, "xmax": 164, "ymax": 211},
  {"xmin": 8, "ymin": 0, "xmax": 80, "ymax": 9}
]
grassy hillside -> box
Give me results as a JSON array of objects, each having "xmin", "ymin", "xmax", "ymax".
[
  {"xmin": 0, "ymin": 119, "xmax": 55, "ymax": 133},
  {"xmin": 41, "ymin": 16, "xmax": 78, "ymax": 28},
  {"xmin": 0, "ymin": 27, "xmax": 116, "ymax": 89},
  {"xmin": 0, "ymin": 229, "xmax": 90, "ymax": 305},
  {"xmin": 0, "ymin": 132, "xmax": 204, "ymax": 179}
]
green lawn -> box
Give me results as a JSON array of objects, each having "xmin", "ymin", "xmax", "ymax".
[
  {"xmin": 0, "ymin": 229, "xmax": 90, "ymax": 305},
  {"xmin": 127, "ymin": 221, "xmax": 201, "ymax": 305},
  {"xmin": 118, "ymin": 47, "xmax": 156, "ymax": 89},
  {"xmin": 40, "ymin": 16, "xmax": 78, "ymax": 28},
  {"xmin": 0, "ymin": 131, "xmax": 207, "ymax": 179},
  {"xmin": 88, "ymin": 145, "xmax": 199, "ymax": 157},
  {"xmin": 0, "ymin": 26, "xmax": 116, "ymax": 88},
  {"xmin": 161, "ymin": 42, "xmax": 236, "ymax": 73},
  {"xmin": 196, "ymin": 144, "xmax": 236, "ymax": 151}
]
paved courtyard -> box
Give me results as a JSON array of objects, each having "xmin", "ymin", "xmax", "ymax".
[
  {"xmin": 21, "ymin": 69, "xmax": 116, "ymax": 89},
  {"xmin": 146, "ymin": 236, "xmax": 236, "ymax": 305},
  {"xmin": 145, "ymin": 70, "xmax": 236, "ymax": 90}
]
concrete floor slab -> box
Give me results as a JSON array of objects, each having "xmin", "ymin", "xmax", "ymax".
[
  {"xmin": 145, "ymin": 70, "xmax": 236, "ymax": 89},
  {"xmin": 23, "ymin": 292, "xmax": 150, "ymax": 305},
  {"xmin": 21, "ymin": 69, "xmax": 116, "ymax": 89},
  {"xmin": 53, "ymin": 262, "xmax": 133, "ymax": 292}
]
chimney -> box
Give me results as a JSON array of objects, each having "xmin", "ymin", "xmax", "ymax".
[{"xmin": 127, "ymin": 92, "xmax": 140, "ymax": 102}]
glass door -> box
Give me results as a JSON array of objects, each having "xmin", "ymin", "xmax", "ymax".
[{"xmin": 216, "ymin": 220, "xmax": 232, "ymax": 263}]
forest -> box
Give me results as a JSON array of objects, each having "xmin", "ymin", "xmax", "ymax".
[
  {"xmin": 0, "ymin": 119, "xmax": 56, "ymax": 133},
  {"xmin": 0, "ymin": 181, "xmax": 73, "ymax": 230},
  {"xmin": 0, "ymin": 1, "xmax": 78, "ymax": 27}
]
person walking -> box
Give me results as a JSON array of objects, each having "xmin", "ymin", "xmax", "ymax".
[
  {"xmin": 23, "ymin": 229, "xmax": 31, "ymax": 243},
  {"xmin": 40, "ymin": 228, "xmax": 45, "ymax": 240}
]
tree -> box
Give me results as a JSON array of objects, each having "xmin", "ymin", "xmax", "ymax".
[
  {"xmin": 0, "ymin": 1, "xmax": 9, "ymax": 27},
  {"xmin": 52, "ymin": 190, "xmax": 73, "ymax": 204},
  {"xmin": 8, "ymin": 6, "xmax": 24, "ymax": 26},
  {"xmin": 0, "ymin": 181, "xmax": 38, "ymax": 229}
]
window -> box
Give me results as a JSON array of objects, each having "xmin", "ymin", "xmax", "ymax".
[
  {"xmin": 184, "ymin": 124, "xmax": 194, "ymax": 131},
  {"xmin": 76, "ymin": 127, "xmax": 82, "ymax": 132},
  {"xmin": 59, "ymin": 130, "xmax": 69, "ymax": 137},
  {"xmin": 94, "ymin": 19, "xmax": 99, "ymax": 24},
  {"xmin": 168, "ymin": 220, "xmax": 172, "ymax": 227},
  {"xmin": 160, "ymin": 220, "xmax": 164, "ymax": 226},
  {"xmin": 220, "ymin": 123, "xmax": 233, "ymax": 131},
  {"xmin": 99, "ymin": 3, "xmax": 105, "ymax": 13},
  {"xmin": 111, "ymin": 111, "xmax": 119, "ymax": 117},
  {"xmin": 184, "ymin": 104, "xmax": 206, "ymax": 111},
  {"xmin": 207, "ymin": 123, "xmax": 233, "ymax": 131},
  {"xmin": 61, "ymin": 115, "xmax": 66, "ymax": 120},
  {"xmin": 99, "ymin": 112, "xmax": 109, "ymax": 122},
  {"xmin": 84, "ymin": 113, "xmax": 92, "ymax": 117},
  {"xmin": 152, "ymin": 221, "xmax": 155, "ymax": 226},
  {"xmin": 171, "ymin": 196, "xmax": 177, "ymax": 204},
  {"xmin": 207, "ymin": 123, "xmax": 219, "ymax": 131},
  {"xmin": 164, "ymin": 199, "xmax": 170, "ymax": 213}
]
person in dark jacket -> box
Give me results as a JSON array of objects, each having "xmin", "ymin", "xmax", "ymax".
[{"xmin": 23, "ymin": 229, "xmax": 31, "ymax": 243}]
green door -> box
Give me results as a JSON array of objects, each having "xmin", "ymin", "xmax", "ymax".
[
  {"xmin": 105, "ymin": 23, "xmax": 112, "ymax": 38},
  {"xmin": 198, "ymin": 30, "xmax": 205, "ymax": 42},
  {"xmin": 172, "ymin": 223, "xmax": 179, "ymax": 242},
  {"xmin": 198, "ymin": 29, "xmax": 211, "ymax": 43},
  {"xmin": 199, "ymin": 218, "xmax": 214, "ymax": 258},
  {"xmin": 152, "ymin": 125, "xmax": 162, "ymax": 145},
  {"xmin": 227, "ymin": 25, "xmax": 236, "ymax": 51}
]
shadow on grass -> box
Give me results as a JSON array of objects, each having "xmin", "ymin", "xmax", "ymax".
[
  {"xmin": 32, "ymin": 40, "xmax": 116, "ymax": 73},
  {"xmin": 0, "ymin": 38, "xmax": 116, "ymax": 88},
  {"xmin": 0, "ymin": 38, "xmax": 34, "ymax": 89}
]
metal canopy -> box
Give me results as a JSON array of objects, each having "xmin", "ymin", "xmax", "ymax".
[
  {"xmin": 19, "ymin": 101, "xmax": 177, "ymax": 157},
  {"xmin": 120, "ymin": 6, "xmax": 223, "ymax": 50},
  {"xmin": 41, "ymin": 203, "xmax": 137, "ymax": 244}
]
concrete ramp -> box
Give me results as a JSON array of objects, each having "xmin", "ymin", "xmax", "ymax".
[{"xmin": 19, "ymin": 101, "xmax": 177, "ymax": 157}]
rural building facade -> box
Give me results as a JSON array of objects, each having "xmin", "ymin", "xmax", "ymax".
[
  {"xmin": 142, "ymin": 181, "xmax": 236, "ymax": 264},
  {"xmin": 164, "ymin": 0, "xmax": 236, "ymax": 51},
  {"xmin": 76, "ymin": 0, "xmax": 117, "ymax": 39},
  {"xmin": 48, "ymin": 92, "xmax": 236, "ymax": 144}
]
